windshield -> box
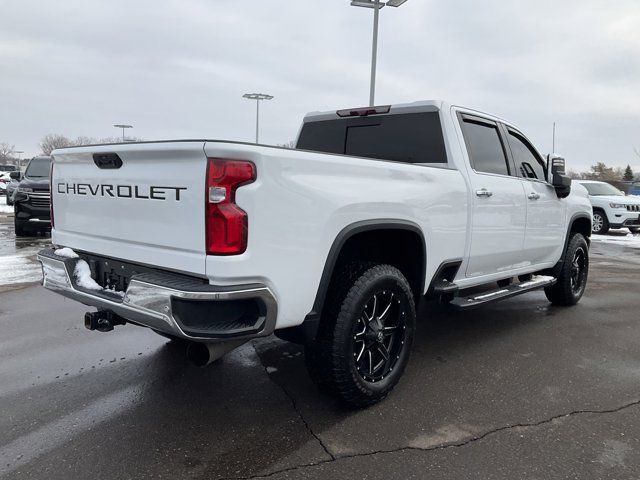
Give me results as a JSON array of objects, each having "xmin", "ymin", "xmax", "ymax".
[
  {"xmin": 25, "ymin": 157, "xmax": 51, "ymax": 178},
  {"xmin": 580, "ymin": 182, "xmax": 623, "ymax": 196}
]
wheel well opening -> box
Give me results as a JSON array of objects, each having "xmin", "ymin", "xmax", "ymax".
[
  {"xmin": 331, "ymin": 228, "xmax": 425, "ymax": 299},
  {"xmin": 571, "ymin": 216, "xmax": 592, "ymax": 240}
]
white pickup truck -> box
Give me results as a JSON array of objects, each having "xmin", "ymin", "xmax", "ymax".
[{"xmin": 38, "ymin": 100, "xmax": 592, "ymax": 406}]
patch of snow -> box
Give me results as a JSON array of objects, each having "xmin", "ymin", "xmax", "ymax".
[
  {"xmin": 54, "ymin": 247, "xmax": 79, "ymax": 259},
  {"xmin": 72, "ymin": 259, "xmax": 125, "ymax": 297},
  {"xmin": 73, "ymin": 260, "xmax": 103, "ymax": 291},
  {"xmin": 266, "ymin": 366, "xmax": 278, "ymax": 374},
  {"xmin": 591, "ymin": 233, "xmax": 640, "ymax": 249},
  {"xmin": 0, "ymin": 253, "xmax": 43, "ymax": 286},
  {"xmin": 0, "ymin": 196, "xmax": 13, "ymax": 214}
]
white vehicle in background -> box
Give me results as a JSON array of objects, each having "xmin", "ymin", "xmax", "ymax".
[{"xmin": 576, "ymin": 180, "xmax": 640, "ymax": 234}]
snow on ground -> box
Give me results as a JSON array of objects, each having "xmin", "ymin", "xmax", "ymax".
[
  {"xmin": 592, "ymin": 231, "xmax": 640, "ymax": 249},
  {"xmin": 0, "ymin": 253, "xmax": 43, "ymax": 286},
  {"xmin": 0, "ymin": 196, "xmax": 13, "ymax": 214}
]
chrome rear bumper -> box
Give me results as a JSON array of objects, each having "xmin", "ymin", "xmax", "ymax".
[{"xmin": 37, "ymin": 248, "xmax": 277, "ymax": 342}]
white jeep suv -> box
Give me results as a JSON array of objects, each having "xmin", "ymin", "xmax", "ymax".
[{"xmin": 577, "ymin": 180, "xmax": 640, "ymax": 234}]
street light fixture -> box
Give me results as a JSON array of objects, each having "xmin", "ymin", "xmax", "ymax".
[
  {"xmin": 350, "ymin": 0, "xmax": 410, "ymax": 106},
  {"xmin": 14, "ymin": 150, "xmax": 24, "ymax": 168},
  {"xmin": 242, "ymin": 93, "xmax": 274, "ymax": 144},
  {"xmin": 113, "ymin": 124, "xmax": 133, "ymax": 142}
]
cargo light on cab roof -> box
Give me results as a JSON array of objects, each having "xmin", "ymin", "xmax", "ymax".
[{"xmin": 336, "ymin": 105, "xmax": 391, "ymax": 117}]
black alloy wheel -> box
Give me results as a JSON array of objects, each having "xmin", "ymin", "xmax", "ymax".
[{"xmin": 352, "ymin": 290, "xmax": 406, "ymax": 383}]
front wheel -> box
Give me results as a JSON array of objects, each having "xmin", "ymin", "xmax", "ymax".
[
  {"xmin": 545, "ymin": 233, "xmax": 589, "ymax": 306},
  {"xmin": 629, "ymin": 227, "xmax": 640, "ymax": 234},
  {"xmin": 305, "ymin": 263, "xmax": 416, "ymax": 407},
  {"xmin": 592, "ymin": 211, "xmax": 609, "ymax": 234}
]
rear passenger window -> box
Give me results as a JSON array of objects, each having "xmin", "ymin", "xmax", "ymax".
[
  {"xmin": 507, "ymin": 131, "xmax": 547, "ymax": 181},
  {"xmin": 461, "ymin": 119, "xmax": 510, "ymax": 176}
]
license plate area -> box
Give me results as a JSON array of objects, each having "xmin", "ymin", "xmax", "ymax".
[
  {"xmin": 76, "ymin": 253, "xmax": 159, "ymax": 293},
  {"xmin": 74, "ymin": 252, "xmax": 206, "ymax": 294}
]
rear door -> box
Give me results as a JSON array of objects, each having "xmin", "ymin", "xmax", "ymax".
[
  {"xmin": 459, "ymin": 114, "xmax": 528, "ymax": 278},
  {"xmin": 51, "ymin": 141, "xmax": 208, "ymax": 275},
  {"xmin": 505, "ymin": 128, "xmax": 565, "ymax": 265}
]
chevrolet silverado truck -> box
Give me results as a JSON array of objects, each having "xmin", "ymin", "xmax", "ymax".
[{"xmin": 38, "ymin": 100, "xmax": 592, "ymax": 407}]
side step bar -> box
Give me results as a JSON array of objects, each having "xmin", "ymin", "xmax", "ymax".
[{"xmin": 449, "ymin": 275, "xmax": 556, "ymax": 310}]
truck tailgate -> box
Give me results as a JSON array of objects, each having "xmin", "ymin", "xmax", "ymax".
[{"xmin": 51, "ymin": 142, "xmax": 208, "ymax": 276}]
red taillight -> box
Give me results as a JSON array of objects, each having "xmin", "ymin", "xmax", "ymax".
[
  {"xmin": 49, "ymin": 161, "xmax": 55, "ymax": 229},
  {"xmin": 205, "ymin": 158, "xmax": 256, "ymax": 255}
]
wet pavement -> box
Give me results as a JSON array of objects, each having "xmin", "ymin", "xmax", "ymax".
[
  {"xmin": 0, "ymin": 215, "xmax": 50, "ymax": 291},
  {"xmin": 1, "ymin": 228, "xmax": 640, "ymax": 479}
]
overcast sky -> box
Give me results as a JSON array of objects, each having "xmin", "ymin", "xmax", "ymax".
[{"xmin": 1, "ymin": 0, "xmax": 638, "ymax": 172}]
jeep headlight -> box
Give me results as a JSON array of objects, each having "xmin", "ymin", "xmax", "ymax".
[{"xmin": 609, "ymin": 203, "xmax": 626, "ymax": 209}]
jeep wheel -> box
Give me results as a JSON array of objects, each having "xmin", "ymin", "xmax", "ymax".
[
  {"xmin": 305, "ymin": 263, "xmax": 415, "ymax": 407},
  {"xmin": 545, "ymin": 233, "xmax": 589, "ymax": 306},
  {"xmin": 630, "ymin": 227, "xmax": 640, "ymax": 235},
  {"xmin": 592, "ymin": 211, "xmax": 609, "ymax": 235}
]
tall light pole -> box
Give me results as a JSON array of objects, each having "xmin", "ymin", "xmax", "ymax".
[
  {"xmin": 350, "ymin": 0, "xmax": 409, "ymax": 106},
  {"xmin": 242, "ymin": 93, "xmax": 274, "ymax": 144},
  {"xmin": 14, "ymin": 150, "xmax": 23, "ymax": 168},
  {"xmin": 113, "ymin": 124, "xmax": 133, "ymax": 142}
]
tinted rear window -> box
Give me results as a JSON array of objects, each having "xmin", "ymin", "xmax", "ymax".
[{"xmin": 296, "ymin": 112, "xmax": 447, "ymax": 164}]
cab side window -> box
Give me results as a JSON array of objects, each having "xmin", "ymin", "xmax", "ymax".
[
  {"xmin": 460, "ymin": 118, "xmax": 510, "ymax": 176},
  {"xmin": 507, "ymin": 131, "xmax": 547, "ymax": 181}
]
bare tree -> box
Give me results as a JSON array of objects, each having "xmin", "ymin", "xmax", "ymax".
[
  {"xmin": 0, "ymin": 142, "xmax": 16, "ymax": 161},
  {"xmin": 40, "ymin": 134, "xmax": 73, "ymax": 155},
  {"xmin": 74, "ymin": 136, "xmax": 98, "ymax": 146},
  {"xmin": 39, "ymin": 134, "xmax": 146, "ymax": 155},
  {"xmin": 584, "ymin": 162, "xmax": 618, "ymax": 182},
  {"xmin": 278, "ymin": 140, "xmax": 296, "ymax": 149}
]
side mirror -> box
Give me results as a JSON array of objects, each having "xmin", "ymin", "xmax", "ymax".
[
  {"xmin": 548, "ymin": 154, "xmax": 571, "ymax": 198},
  {"xmin": 9, "ymin": 171, "xmax": 21, "ymax": 181}
]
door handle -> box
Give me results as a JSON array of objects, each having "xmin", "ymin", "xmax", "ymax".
[
  {"xmin": 476, "ymin": 189, "xmax": 493, "ymax": 198},
  {"xmin": 528, "ymin": 192, "xmax": 540, "ymax": 200}
]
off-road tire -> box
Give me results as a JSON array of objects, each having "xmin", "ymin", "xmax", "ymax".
[
  {"xmin": 544, "ymin": 233, "xmax": 589, "ymax": 306},
  {"xmin": 305, "ymin": 262, "xmax": 416, "ymax": 407}
]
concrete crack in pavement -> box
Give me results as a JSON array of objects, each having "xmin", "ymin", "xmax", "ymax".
[
  {"xmin": 221, "ymin": 395, "xmax": 640, "ymax": 480},
  {"xmin": 252, "ymin": 343, "xmax": 336, "ymax": 464}
]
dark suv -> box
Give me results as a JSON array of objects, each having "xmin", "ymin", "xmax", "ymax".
[{"xmin": 13, "ymin": 156, "xmax": 52, "ymax": 237}]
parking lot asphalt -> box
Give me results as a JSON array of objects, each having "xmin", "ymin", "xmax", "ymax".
[{"xmin": 1, "ymin": 228, "xmax": 640, "ymax": 479}]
